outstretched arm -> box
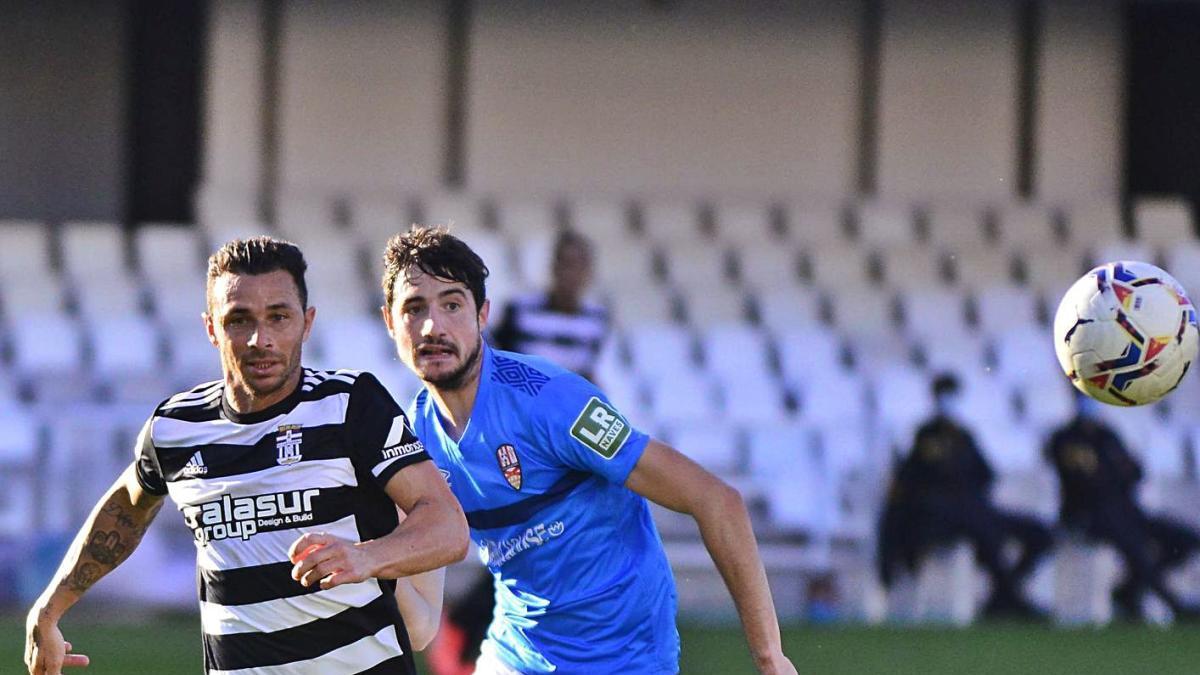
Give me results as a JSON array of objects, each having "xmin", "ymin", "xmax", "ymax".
[
  {"xmin": 290, "ymin": 459, "xmax": 468, "ymax": 589},
  {"xmin": 390, "ymin": 506, "xmax": 448, "ymax": 651},
  {"xmin": 26, "ymin": 463, "xmax": 165, "ymax": 674},
  {"xmin": 625, "ymin": 440, "xmax": 796, "ymax": 675}
]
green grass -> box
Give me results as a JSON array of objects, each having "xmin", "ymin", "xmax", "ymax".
[{"xmin": 6, "ymin": 614, "xmax": 1200, "ymax": 674}]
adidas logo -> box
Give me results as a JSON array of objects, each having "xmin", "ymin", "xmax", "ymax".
[{"xmin": 181, "ymin": 451, "xmax": 208, "ymax": 477}]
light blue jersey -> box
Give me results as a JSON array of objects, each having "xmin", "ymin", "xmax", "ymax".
[{"xmin": 409, "ymin": 344, "xmax": 679, "ymax": 674}]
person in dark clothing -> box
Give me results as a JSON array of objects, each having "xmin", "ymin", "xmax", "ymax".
[
  {"xmin": 877, "ymin": 373, "xmax": 1051, "ymax": 618},
  {"xmin": 1044, "ymin": 391, "xmax": 1200, "ymax": 621}
]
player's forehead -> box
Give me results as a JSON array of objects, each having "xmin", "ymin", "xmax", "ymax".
[
  {"xmin": 397, "ymin": 268, "xmax": 471, "ymax": 303},
  {"xmin": 210, "ymin": 269, "xmax": 302, "ymax": 311}
]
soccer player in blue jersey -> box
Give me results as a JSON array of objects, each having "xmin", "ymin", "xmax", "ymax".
[{"xmin": 380, "ymin": 226, "xmax": 797, "ymax": 675}]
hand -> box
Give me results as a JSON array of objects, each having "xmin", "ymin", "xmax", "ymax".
[
  {"xmin": 288, "ymin": 532, "xmax": 374, "ymax": 590},
  {"xmin": 25, "ymin": 611, "xmax": 90, "ymax": 674},
  {"xmin": 755, "ymin": 651, "xmax": 798, "ymax": 675}
]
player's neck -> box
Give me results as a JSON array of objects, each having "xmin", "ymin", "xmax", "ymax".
[
  {"xmin": 224, "ymin": 368, "xmax": 302, "ymax": 415},
  {"xmin": 428, "ymin": 369, "xmax": 482, "ymax": 442}
]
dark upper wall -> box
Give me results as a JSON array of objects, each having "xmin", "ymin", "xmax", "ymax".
[{"xmin": 0, "ymin": 0, "xmax": 126, "ymax": 222}]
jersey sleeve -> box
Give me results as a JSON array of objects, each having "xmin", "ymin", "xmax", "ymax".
[
  {"xmin": 346, "ymin": 372, "xmax": 431, "ymax": 487},
  {"xmin": 533, "ymin": 374, "xmax": 651, "ymax": 485},
  {"xmin": 133, "ymin": 416, "xmax": 168, "ymax": 496}
]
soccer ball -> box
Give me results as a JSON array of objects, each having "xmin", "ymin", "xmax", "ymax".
[{"xmin": 1053, "ymin": 260, "xmax": 1199, "ymax": 406}]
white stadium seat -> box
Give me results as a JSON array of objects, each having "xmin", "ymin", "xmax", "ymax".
[
  {"xmin": 678, "ymin": 283, "xmax": 746, "ymax": 329},
  {"xmin": 274, "ymin": 190, "xmax": 340, "ymax": 239},
  {"xmin": 700, "ymin": 324, "xmax": 773, "ymax": 381},
  {"xmin": 775, "ymin": 326, "xmax": 845, "ymax": 382},
  {"xmin": 899, "ymin": 288, "xmax": 970, "ymax": 341},
  {"xmin": 991, "ymin": 325, "xmax": 1061, "ymax": 387},
  {"xmin": 0, "ymin": 221, "xmax": 53, "ymax": 284},
  {"xmin": 91, "ymin": 316, "xmax": 162, "ymax": 378},
  {"xmin": 1063, "ymin": 200, "xmax": 1125, "ymax": 248},
  {"xmin": 856, "ymin": 201, "xmax": 917, "ymax": 248},
  {"xmin": 808, "ymin": 243, "xmax": 877, "ymax": 291},
  {"xmin": 925, "ymin": 203, "xmax": 991, "ymax": 252},
  {"xmin": 795, "ymin": 371, "xmax": 869, "ymax": 427},
  {"xmin": 625, "ymin": 323, "xmax": 695, "ymax": 381},
  {"xmin": 949, "ymin": 249, "xmax": 1014, "ymax": 291},
  {"xmin": 641, "ymin": 199, "xmax": 704, "ymax": 243},
  {"xmin": 717, "ymin": 373, "xmax": 791, "ymax": 426},
  {"xmin": 713, "ymin": 200, "xmax": 774, "ymax": 242},
  {"xmin": 493, "ymin": 196, "xmax": 558, "ymax": 237},
  {"xmin": 422, "ymin": 192, "xmax": 483, "ymax": 229},
  {"xmin": 663, "ymin": 241, "xmax": 731, "ymax": 288},
  {"xmin": 74, "ymin": 275, "xmax": 145, "ymax": 320},
  {"xmin": 755, "ymin": 286, "xmax": 824, "ymax": 335},
  {"xmin": 664, "ymin": 422, "xmax": 742, "ymax": 475},
  {"xmin": 568, "ymin": 197, "xmax": 630, "ymax": 241},
  {"xmin": 974, "ymin": 284, "xmax": 1041, "ymax": 336},
  {"xmin": 645, "ymin": 370, "xmax": 719, "ymax": 428},
  {"xmin": 996, "ymin": 203, "xmax": 1059, "ymax": 249},
  {"xmin": 135, "ymin": 224, "xmax": 206, "ymax": 286},
  {"xmin": 878, "ymin": 245, "xmax": 946, "ymax": 291},
  {"xmin": 606, "ymin": 281, "xmax": 676, "ymax": 328},
  {"xmin": 349, "ymin": 194, "xmax": 408, "ymax": 248},
  {"xmin": 1132, "ymin": 196, "xmax": 1194, "ymax": 246},
  {"xmin": 734, "ymin": 241, "xmax": 803, "ymax": 291},
  {"xmin": 787, "ymin": 202, "xmax": 847, "ymax": 247},
  {"xmin": 512, "ymin": 230, "xmax": 557, "ymax": 290},
  {"xmin": 11, "ymin": 312, "xmax": 86, "ymax": 377},
  {"xmin": 1087, "ymin": 239, "xmax": 1155, "ymax": 269},
  {"xmin": 61, "ymin": 221, "xmax": 128, "ymax": 282}
]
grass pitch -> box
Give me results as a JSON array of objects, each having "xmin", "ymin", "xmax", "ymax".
[{"xmin": 4, "ymin": 614, "xmax": 1200, "ymax": 674}]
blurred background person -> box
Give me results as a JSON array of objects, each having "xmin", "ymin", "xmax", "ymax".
[
  {"xmin": 1044, "ymin": 390, "xmax": 1200, "ymax": 621},
  {"xmin": 490, "ymin": 229, "xmax": 608, "ymax": 382},
  {"xmin": 877, "ymin": 373, "xmax": 1051, "ymax": 619}
]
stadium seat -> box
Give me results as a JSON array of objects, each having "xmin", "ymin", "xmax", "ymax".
[
  {"xmin": 493, "ymin": 196, "xmax": 559, "ymax": 237},
  {"xmin": 878, "ymin": 245, "xmax": 947, "ymax": 291},
  {"xmin": 0, "ymin": 221, "xmax": 53, "ymax": 284},
  {"xmin": 567, "ymin": 197, "xmax": 630, "ymax": 241},
  {"xmin": 898, "ymin": 288, "xmax": 970, "ymax": 342},
  {"xmin": 919, "ymin": 332, "xmax": 990, "ymax": 377},
  {"xmin": 1087, "ymin": 239, "xmax": 1155, "ymax": 269},
  {"xmin": 202, "ymin": 220, "xmax": 275, "ymax": 249},
  {"xmin": 593, "ymin": 239, "xmax": 657, "ymax": 293},
  {"xmin": 973, "ymin": 418, "xmax": 1040, "ymax": 474},
  {"xmin": 135, "ymin": 224, "xmax": 206, "ymax": 286},
  {"xmin": 640, "ymin": 199, "xmax": 704, "ymax": 243},
  {"xmin": 827, "ymin": 287, "xmax": 897, "ymax": 341},
  {"xmin": 808, "ymin": 243, "xmax": 877, "ymax": 291},
  {"xmin": 1016, "ymin": 245, "xmax": 1085, "ymax": 294},
  {"xmin": 165, "ymin": 317, "xmax": 221, "ymax": 387},
  {"xmin": 0, "ymin": 407, "xmax": 39, "ymax": 465},
  {"xmin": 717, "ymin": 373, "xmax": 790, "ymax": 426},
  {"xmin": 991, "ymin": 325, "xmax": 1060, "ymax": 386},
  {"xmin": 755, "ymin": 286, "xmax": 825, "ymax": 335},
  {"xmin": 506, "ymin": 229, "xmax": 555, "ymax": 290},
  {"xmin": 995, "ymin": 202, "xmax": 1059, "ymax": 250},
  {"xmin": 973, "ymin": 284, "xmax": 1041, "ymax": 336},
  {"xmin": 310, "ymin": 314, "xmax": 396, "ymax": 375},
  {"xmin": 195, "ymin": 184, "xmax": 260, "ymax": 230},
  {"xmin": 774, "ymin": 326, "xmax": 846, "ymax": 383},
  {"xmin": 925, "ymin": 203, "xmax": 991, "ymax": 252},
  {"xmin": 855, "ymin": 201, "xmax": 917, "ymax": 248},
  {"xmin": 91, "ymin": 316, "xmax": 162, "ymax": 378},
  {"xmin": 786, "ymin": 201, "xmax": 847, "ymax": 247},
  {"xmin": 813, "ymin": 422, "xmax": 872, "ymax": 479},
  {"xmin": 274, "ymin": 190, "xmax": 340, "ymax": 239},
  {"xmin": 677, "ymin": 283, "xmax": 747, "ymax": 328},
  {"xmin": 73, "ymin": 268, "xmax": 146, "ymax": 319},
  {"xmin": 10, "ymin": 312, "xmax": 85, "ymax": 378},
  {"xmin": 422, "ymin": 192, "xmax": 483, "ymax": 229},
  {"xmin": 0, "ymin": 276, "xmax": 68, "ymax": 317},
  {"xmin": 1052, "ymin": 536, "xmax": 1119, "ymax": 626},
  {"xmin": 948, "ymin": 249, "xmax": 1015, "ymax": 291},
  {"xmin": 746, "ymin": 423, "xmax": 837, "ymax": 534},
  {"xmin": 794, "ymin": 371, "xmax": 869, "ymax": 427},
  {"xmin": 349, "ymin": 194, "xmax": 408, "ymax": 251},
  {"xmin": 663, "ymin": 422, "xmax": 742, "ymax": 475},
  {"xmin": 645, "ymin": 370, "xmax": 719, "ymax": 428},
  {"xmin": 700, "ymin": 324, "xmax": 773, "ymax": 381},
  {"xmin": 1132, "ymin": 196, "xmax": 1194, "ymax": 246},
  {"xmin": 663, "ymin": 241, "xmax": 732, "ymax": 289},
  {"xmin": 625, "ymin": 323, "xmax": 696, "ymax": 381},
  {"xmin": 606, "ymin": 280, "xmax": 677, "ymax": 328},
  {"xmin": 1018, "ymin": 377, "xmax": 1075, "ymax": 432},
  {"xmin": 1161, "ymin": 242, "xmax": 1200, "ymax": 300},
  {"xmin": 733, "ymin": 241, "xmax": 803, "ymax": 291},
  {"xmin": 1062, "ymin": 200, "xmax": 1125, "ymax": 248},
  {"xmin": 147, "ymin": 272, "xmax": 208, "ymax": 327},
  {"xmin": 713, "ymin": 200, "xmax": 775, "ymax": 243},
  {"xmin": 870, "ymin": 363, "xmax": 935, "ymax": 449},
  {"xmin": 61, "ymin": 221, "xmax": 128, "ymax": 282},
  {"xmin": 291, "ymin": 233, "xmax": 371, "ymax": 317}
]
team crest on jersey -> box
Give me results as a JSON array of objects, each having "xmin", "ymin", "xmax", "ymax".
[
  {"xmin": 275, "ymin": 424, "xmax": 303, "ymax": 466},
  {"xmin": 495, "ymin": 444, "xmax": 522, "ymax": 491}
]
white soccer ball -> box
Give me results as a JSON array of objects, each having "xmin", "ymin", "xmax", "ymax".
[{"xmin": 1053, "ymin": 260, "xmax": 1199, "ymax": 406}]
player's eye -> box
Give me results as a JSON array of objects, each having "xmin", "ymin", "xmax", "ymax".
[
  {"xmin": 227, "ymin": 316, "xmax": 249, "ymax": 327},
  {"xmin": 445, "ymin": 301, "xmax": 461, "ymax": 312},
  {"xmin": 270, "ymin": 313, "xmax": 288, "ymax": 322}
]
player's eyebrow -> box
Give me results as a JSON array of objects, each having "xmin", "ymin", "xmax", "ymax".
[{"xmin": 437, "ymin": 288, "xmax": 467, "ymax": 300}]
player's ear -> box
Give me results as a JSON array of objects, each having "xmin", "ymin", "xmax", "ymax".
[
  {"xmin": 381, "ymin": 304, "xmax": 395, "ymax": 337},
  {"xmin": 203, "ymin": 312, "xmax": 218, "ymax": 348},
  {"xmin": 302, "ymin": 305, "xmax": 316, "ymax": 341},
  {"xmin": 478, "ymin": 298, "xmax": 490, "ymax": 330}
]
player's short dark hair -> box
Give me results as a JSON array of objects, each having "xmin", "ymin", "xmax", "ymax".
[
  {"xmin": 382, "ymin": 225, "xmax": 489, "ymax": 311},
  {"xmin": 206, "ymin": 236, "xmax": 309, "ymax": 309},
  {"xmin": 932, "ymin": 372, "xmax": 960, "ymax": 397}
]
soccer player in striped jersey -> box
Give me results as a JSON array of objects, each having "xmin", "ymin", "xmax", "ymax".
[
  {"xmin": 25, "ymin": 237, "xmax": 468, "ymax": 675},
  {"xmin": 380, "ymin": 227, "xmax": 797, "ymax": 675}
]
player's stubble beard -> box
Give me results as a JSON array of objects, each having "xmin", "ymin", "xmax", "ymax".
[
  {"xmin": 421, "ymin": 329, "xmax": 483, "ymax": 392},
  {"xmin": 228, "ymin": 340, "xmax": 303, "ymax": 407}
]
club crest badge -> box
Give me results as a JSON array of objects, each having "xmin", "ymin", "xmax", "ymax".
[
  {"xmin": 276, "ymin": 424, "xmax": 303, "ymax": 466},
  {"xmin": 495, "ymin": 444, "xmax": 522, "ymax": 491}
]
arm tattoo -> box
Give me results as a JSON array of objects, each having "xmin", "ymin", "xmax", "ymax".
[
  {"xmin": 85, "ymin": 531, "xmax": 128, "ymax": 565},
  {"xmin": 65, "ymin": 563, "xmax": 103, "ymax": 594},
  {"xmin": 57, "ymin": 491, "xmax": 164, "ymax": 597}
]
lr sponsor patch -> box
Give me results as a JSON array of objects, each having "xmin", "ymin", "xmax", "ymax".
[
  {"xmin": 569, "ymin": 396, "xmax": 632, "ymax": 459},
  {"xmin": 496, "ymin": 443, "xmax": 522, "ymax": 490}
]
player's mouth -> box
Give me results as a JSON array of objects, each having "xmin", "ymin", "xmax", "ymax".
[
  {"xmin": 244, "ymin": 359, "xmax": 283, "ymax": 377},
  {"xmin": 416, "ymin": 342, "xmax": 457, "ymax": 365}
]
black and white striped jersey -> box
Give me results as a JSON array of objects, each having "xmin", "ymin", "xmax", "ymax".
[
  {"xmin": 134, "ymin": 368, "xmax": 432, "ymax": 675},
  {"xmin": 491, "ymin": 292, "xmax": 609, "ymax": 381}
]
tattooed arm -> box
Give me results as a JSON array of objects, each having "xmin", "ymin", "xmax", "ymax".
[{"xmin": 25, "ymin": 463, "xmax": 165, "ymax": 675}]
